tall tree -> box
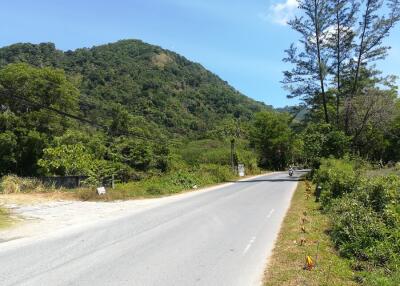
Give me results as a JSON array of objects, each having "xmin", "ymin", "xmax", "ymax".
[
  {"xmin": 283, "ymin": 0, "xmax": 333, "ymax": 124},
  {"xmin": 285, "ymin": 0, "xmax": 400, "ymax": 137},
  {"xmin": 328, "ymin": 0, "xmax": 359, "ymax": 126},
  {"xmin": 345, "ymin": 0, "xmax": 400, "ymax": 132},
  {"xmin": 352, "ymin": 0, "xmax": 400, "ymax": 94},
  {"xmin": 250, "ymin": 111, "xmax": 292, "ymax": 170},
  {"xmin": 0, "ymin": 63, "xmax": 81, "ymax": 175}
]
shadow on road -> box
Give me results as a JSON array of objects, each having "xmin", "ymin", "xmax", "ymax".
[
  {"xmin": 230, "ymin": 170, "xmax": 309, "ymax": 183},
  {"xmin": 231, "ymin": 178, "xmax": 303, "ymax": 183}
]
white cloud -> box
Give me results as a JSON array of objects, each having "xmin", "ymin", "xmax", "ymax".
[{"xmin": 261, "ymin": 0, "xmax": 298, "ymax": 26}]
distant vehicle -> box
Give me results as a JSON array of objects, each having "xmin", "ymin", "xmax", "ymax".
[{"xmin": 288, "ymin": 167, "xmax": 294, "ymax": 177}]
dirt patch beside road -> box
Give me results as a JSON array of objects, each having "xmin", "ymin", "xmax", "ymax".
[
  {"xmin": 0, "ymin": 197, "xmax": 172, "ymax": 243},
  {"xmin": 0, "ymin": 173, "xmax": 271, "ymax": 244},
  {"xmin": 0, "ymin": 193, "xmax": 77, "ymax": 205}
]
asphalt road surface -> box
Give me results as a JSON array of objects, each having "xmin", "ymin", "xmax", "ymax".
[{"xmin": 0, "ymin": 171, "xmax": 306, "ymax": 286}]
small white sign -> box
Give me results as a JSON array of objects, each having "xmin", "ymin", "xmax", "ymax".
[
  {"xmin": 238, "ymin": 164, "xmax": 245, "ymax": 177},
  {"xmin": 96, "ymin": 186, "xmax": 106, "ymax": 195}
]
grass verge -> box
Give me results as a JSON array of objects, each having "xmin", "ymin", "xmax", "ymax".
[
  {"xmin": 264, "ymin": 181, "xmax": 357, "ymax": 286},
  {"xmin": 0, "ymin": 207, "xmax": 13, "ymax": 229},
  {"xmin": 1, "ymin": 165, "xmax": 264, "ymax": 202}
]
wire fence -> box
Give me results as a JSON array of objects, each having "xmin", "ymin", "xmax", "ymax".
[{"xmin": 40, "ymin": 176, "xmax": 88, "ymax": 189}]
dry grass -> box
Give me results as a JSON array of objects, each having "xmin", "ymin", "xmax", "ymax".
[
  {"xmin": 0, "ymin": 192, "xmax": 77, "ymax": 206},
  {"xmin": 264, "ymin": 181, "xmax": 357, "ymax": 286},
  {"xmin": 365, "ymin": 166, "xmax": 400, "ymax": 177},
  {"xmin": 0, "ymin": 175, "xmax": 87, "ymax": 205},
  {"xmin": 152, "ymin": 52, "xmax": 173, "ymax": 68},
  {"xmin": 0, "ymin": 175, "xmax": 47, "ymax": 194},
  {"xmin": 0, "ymin": 207, "xmax": 13, "ymax": 229}
]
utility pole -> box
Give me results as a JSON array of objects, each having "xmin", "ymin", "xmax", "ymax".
[{"xmin": 230, "ymin": 138, "xmax": 235, "ymax": 172}]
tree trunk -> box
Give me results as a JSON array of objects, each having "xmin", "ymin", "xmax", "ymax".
[
  {"xmin": 314, "ymin": 0, "xmax": 330, "ymax": 124},
  {"xmin": 335, "ymin": 0, "xmax": 341, "ymax": 126},
  {"xmin": 347, "ymin": 0, "xmax": 371, "ymax": 134}
]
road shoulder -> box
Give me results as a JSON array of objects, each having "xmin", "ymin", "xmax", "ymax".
[
  {"xmin": 263, "ymin": 180, "xmax": 357, "ymax": 286},
  {"xmin": 0, "ymin": 172, "xmax": 272, "ymax": 244}
]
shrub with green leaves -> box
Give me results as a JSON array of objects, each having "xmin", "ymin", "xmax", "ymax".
[
  {"xmin": 313, "ymin": 158, "xmax": 361, "ymax": 207},
  {"xmin": 198, "ymin": 164, "xmax": 235, "ymax": 183},
  {"xmin": 314, "ymin": 159, "xmax": 400, "ymax": 284},
  {"xmin": 169, "ymin": 170, "xmax": 198, "ymax": 189},
  {"xmin": 330, "ymin": 197, "xmax": 389, "ymax": 261},
  {"xmin": 38, "ymin": 144, "xmax": 96, "ymax": 176}
]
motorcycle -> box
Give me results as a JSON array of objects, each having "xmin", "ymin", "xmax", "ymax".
[{"xmin": 288, "ymin": 168, "xmax": 294, "ymax": 176}]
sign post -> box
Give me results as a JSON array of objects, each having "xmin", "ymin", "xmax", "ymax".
[
  {"xmin": 238, "ymin": 164, "xmax": 245, "ymax": 177},
  {"xmin": 96, "ymin": 186, "xmax": 106, "ymax": 195}
]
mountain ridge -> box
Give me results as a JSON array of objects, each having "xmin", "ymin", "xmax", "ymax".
[{"xmin": 0, "ymin": 39, "xmax": 270, "ymax": 137}]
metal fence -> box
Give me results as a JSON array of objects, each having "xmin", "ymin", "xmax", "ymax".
[{"xmin": 40, "ymin": 176, "xmax": 88, "ymax": 189}]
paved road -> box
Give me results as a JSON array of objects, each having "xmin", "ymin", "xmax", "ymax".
[{"xmin": 0, "ymin": 171, "xmax": 305, "ymax": 286}]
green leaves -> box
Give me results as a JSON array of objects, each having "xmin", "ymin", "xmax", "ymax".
[
  {"xmin": 0, "ymin": 63, "xmax": 79, "ymax": 113},
  {"xmin": 301, "ymin": 123, "xmax": 351, "ymax": 166},
  {"xmin": 0, "ymin": 131, "xmax": 18, "ymax": 174},
  {"xmin": 0, "ymin": 40, "xmax": 269, "ymax": 179},
  {"xmin": 250, "ymin": 111, "xmax": 292, "ymax": 170},
  {"xmin": 314, "ymin": 158, "xmax": 400, "ymax": 282},
  {"xmin": 38, "ymin": 144, "xmax": 96, "ymax": 176}
]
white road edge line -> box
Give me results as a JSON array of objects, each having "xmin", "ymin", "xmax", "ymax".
[
  {"xmin": 243, "ymin": 236, "xmax": 257, "ymax": 255},
  {"xmin": 266, "ymin": 208, "xmax": 275, "ymax": 219}
]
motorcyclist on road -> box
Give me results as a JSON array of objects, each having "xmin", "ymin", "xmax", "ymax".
[{"xmin": 288, "ymin": 165, "xmax": 294, "ymax": 176}]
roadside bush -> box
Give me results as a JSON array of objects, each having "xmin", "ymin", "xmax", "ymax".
[
  {"xmin": 105, "ymin": 189, "xmax": 126, "ymax": 200},
  {"xmin": 0, "ymin": 175, "xmax": 45, "ymax": 194},
  {"xmin": 169, "ymin": 170, "xmax": 198, "ymax": 189},
  {"xmin": 313, "ymin": 158, "xmax": 361, "ymax": 207},
  {"xmin": 237, "ymin": 150, "xmax": 260, "ymax": 174},
  {"xmin": 108, "ymin": 162, "xmax": 140, "ymax": 182},
  {"xmin": 178, "ymin": 139, "xmax": 223, "ymax": 166},
  {"xmin": 315, "ymin": 159, "xmax": 400, "ymax": 283},
  {"xmin": 76, "ymin": 188, "xmax": 98, "ymax": 201},
  {"xmin": 355, "ymin": 175, "xmax": 400, "ymax": 215},
  {"xmin": 330, "ymin": 197, "xmax": 389, "ymax": 261},
  {"xmin": 165, "ymin": 154, "xmax": 189, "ymax": 172},
  {"xmin": 198, "ymin": 164, "xmax": 235, "ymax": 184},
  {"xmin": 198, "ymin": 148, "xmax": 231, "ymax": 165},
  {"xmin": 145, "ymin": 186, "xmax": 165, "ymax": 196},
  {"xmin": 114, "ymin": 162, "xmax": 237, "ymax": 198},
  {"xmin": 176, "ymin": 139, "xmax": 259, "ymax": 175}
]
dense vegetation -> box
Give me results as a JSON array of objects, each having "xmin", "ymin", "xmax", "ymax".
[
  {"xmin": 282, "ymin": 0, "xmax": 400, "ymax": 163},
  {"xmin": 0, "ymin": 1, "xmax": 399, "ymax": 284},
  {"xmin": 314, "ymin": 159, "xmax": 400, "ymax": 285},
  {"xmin": 0, "ymin": 40, "xmax": 267, "ymax": 137},
  {"xmin": 0, "ymin": 40, "xmax": 268, "ymax": 182},
  {"xmin": 272, "ymin": 1, "xmax": 400, "ymax": 285}
]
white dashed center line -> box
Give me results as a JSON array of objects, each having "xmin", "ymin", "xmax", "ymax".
[
  {"xmin": 267, "ymin": 208, "xmax": 275, "ymax": 219},
  {"xmin": 243, "ymin": 236, "xmax": 257, "ymax": 255}
]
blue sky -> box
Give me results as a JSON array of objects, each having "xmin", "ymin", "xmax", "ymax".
[{"xmin": 1, "ymin": 0, "xmax": 399, "ymax": 107}]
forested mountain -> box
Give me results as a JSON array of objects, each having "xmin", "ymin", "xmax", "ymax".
[
  {"xmin": 0, "ymin": 40, "xmax": 269, "ymax": 178},
  {"xmin": 0, "ymin": 40, "xmax": 268, "ymax": 137}
]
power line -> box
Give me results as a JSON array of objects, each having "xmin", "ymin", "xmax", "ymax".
[
  {"xmin": 1, "ymin": 93, "xmax": 167, "ymax": 143},
  {"xmin": 4, "ymin": 93, "xmax": 105, "ymax": 128}
]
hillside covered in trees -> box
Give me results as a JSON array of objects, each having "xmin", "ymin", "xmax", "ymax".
[
  {"xmin": 0, "ymin": 40, "xmax": 268, "ymax": 137},
  {"xmin": 0, "ymin": 40, "xmax": 270, "ymax": 179}
]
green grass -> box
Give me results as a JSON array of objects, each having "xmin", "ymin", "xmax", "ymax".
[
  {"xmin": 1, "ymin": 164, "xmax": 262, "ymax": 201},
  {"xmin": 112, "ymin": 164, "xmax": 239, "ymax": 199},
  {"xmin": 75, "ymin": 164, "xmax": 263, "ymax": 201},
  {"xmin": 264, "ymin": 181, "xmax": 357, "ymax": 286}
]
